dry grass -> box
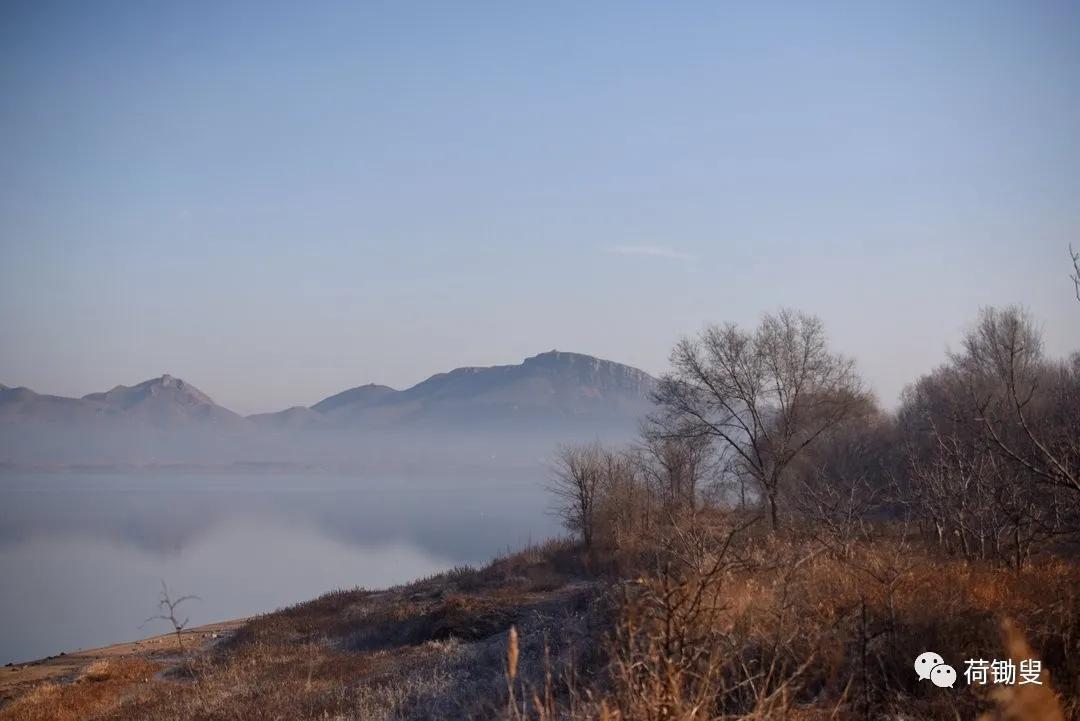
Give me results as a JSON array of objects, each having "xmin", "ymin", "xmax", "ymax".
[
  {"xmin": 495, "ymin": 520, "xmax": 1079, "ymax": 721},
  {"xmin": 0, "ymin": 539, "xmax": 596, "ymax": 721},
  {"xmin": 2, "ymin": 533, "xmax": 1076, "ymax": 721},
  {"xmin": 575, "ymin": 526, "xmax": 1080, "ymax": 721},
  {"xmin": 0, "ymin": 657, "xmax": 160, "ymax": 721}
]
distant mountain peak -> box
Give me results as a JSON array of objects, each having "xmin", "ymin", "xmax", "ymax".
[
  {"xmin": 139, "ymin": 374, "xmax": 206, "ymax": 398},
  {"xmin": 301, "ymin": 350, "xmax": 656, "ymax": 427},
  {"xmin": 0, "ymin": 385, "xmax": 37, "ymax": 400},
  {"xmin": 84, "ymin": 374, "xmax": 214, "ymax": 408}
]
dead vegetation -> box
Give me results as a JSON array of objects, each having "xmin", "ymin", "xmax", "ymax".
[
  {"xmin": 4, "ymin": 302, "xmax": 1078, "ymax": 720},
  {"xmin": 0, "ymin": 538, "xmax": 603, "ymax": 721},
  {"xmin": 2, "ymin": 529, "xmax": 1075, "ymax": 721},
  {"xmin": 0, "ymin": 657, "xmax": 160, "ymax": 721},
  {"xmin": 492, "ymin": 515, "xmax": 1077, "ymax": 721}
]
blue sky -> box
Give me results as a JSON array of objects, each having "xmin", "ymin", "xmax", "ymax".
[{"xmin": 2, "ymin": 1, "xmax": 1079, "ymax": 414}]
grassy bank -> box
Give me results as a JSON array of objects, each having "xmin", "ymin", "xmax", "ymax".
[{"xmin": 2, "ymin": 523, "xmax": 1076, "ymax": 721}]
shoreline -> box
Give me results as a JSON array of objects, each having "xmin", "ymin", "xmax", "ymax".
[{"xmin": 0, "ymin": 618, "xmax": 248, "ymax": 704}]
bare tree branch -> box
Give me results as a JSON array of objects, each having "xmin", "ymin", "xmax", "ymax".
[
  {"xmin": 1071, "ymin": 244, "xmax": 1080, "ymax": 303},
  {"xmin": 140, "ymin": 580, "xmax": 201, "ymax": 656}
]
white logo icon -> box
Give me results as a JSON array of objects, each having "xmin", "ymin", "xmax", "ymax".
[
  {"xmin": 915, "ymin": 651, "xmax": 955, "ymax": 688},
  {"xmin": 914, "ymin": 651, "xmax": 944, "ymax": 681},
  {"xmin": 930, "ymin": 663, "xmax": 957, "ymax": 688}
]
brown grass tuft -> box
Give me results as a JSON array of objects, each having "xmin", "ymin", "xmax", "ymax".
[{"xmin": 0, "ymin": 657, "xmax": 159, "ymax": 721}]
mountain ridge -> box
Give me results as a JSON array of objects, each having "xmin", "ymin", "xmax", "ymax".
[
  {"xmin": 0, "ymin": 351, "xmax": 657, "ymax": 432},
  {"xmin": 0, "ymin": 349, "xmax": 657, "ymax": 467}
]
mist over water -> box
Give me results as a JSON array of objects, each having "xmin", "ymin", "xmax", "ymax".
[{"xmin": 0, "ymin": 472, "xmax": 560, "ymax": 664}]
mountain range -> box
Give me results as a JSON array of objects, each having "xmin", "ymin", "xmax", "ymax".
[{"xmin": 0, "ymin": 351, "xmax": 657, "ymax": 469}]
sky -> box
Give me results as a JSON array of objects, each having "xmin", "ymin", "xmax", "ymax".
[{"xmin": 1, "ymin": 1, "xmax": 1079, "ymax": 415}]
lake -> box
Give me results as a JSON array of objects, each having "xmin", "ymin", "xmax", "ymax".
[{"xmin": 0, "ymin": 472, "xmax": 560, "ymax": 664}]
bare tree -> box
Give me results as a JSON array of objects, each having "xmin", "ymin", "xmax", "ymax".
[
  {"xmin": 793, "ymin": 410, "xmax": 893, "ymax": 557},
  {"xmin": 593, "ymin": 447, "xmax": 656, "ymax": 557},
  {"xmin": 898, "ymin": 366, "xmax": 999, "ymax": 557},
  {"xmin": 653, "ymin": 309, "xmax": 867, "ymax": 530},
  {"xmin": 1071, "ymin": 244, "xmax": 1079, "ymax": 303},
  {"xmin": 141, "ymin": 580, "xmax": 200, "ymax": 654},
  {"xmin": 960, "ymin": 307, "xmax": 1080, "ymax": 498},
  {"xmin": 896, "ymin": 308, "xmax": 1080, "ymax": 565},
  {"xmin": 548, "ymin": 442, "xmax": 606, "ymax": 549},
  {"xmin": 637, "ymin": 434, "xmax": 712, "ymax": 517}
]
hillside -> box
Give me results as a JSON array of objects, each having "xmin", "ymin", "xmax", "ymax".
[
  {"xmin": 291, "ymin": 350, "xmax": 656, "ymax": 429},
  {"xmin": 0, "ymin": 376, "xmax": 240, "ymax": 429},
  {"xmin": 82, "ymin": 375, "xmax": 244, "ymax": 427},
  {"xmin": 2, "ymin": 533, "xmax": 1075, "ymax": 721},
  {"xmin": 0, "ymin": 387, "xmax": 115, "ymax": 425}
]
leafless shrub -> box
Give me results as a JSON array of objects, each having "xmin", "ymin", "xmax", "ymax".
[
  {"xmin": 138, "ymin": 580, "xmax": 202, "ymax": 685},
  {"xmin": 141, "ymin": 580, "xmax": 200, "ymax": 655}
]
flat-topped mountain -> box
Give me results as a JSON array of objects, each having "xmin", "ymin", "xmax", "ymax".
[
  {"xmin": 391, "ymin": 349, "xmax": 656, "ymax": 426},
  {"xmin": 251, "ymin": 350, "xmax": 656, "ymax": 429},
  {"xmin": 399, "ymin": 350, "xmax": 654, "ymax": 406}
]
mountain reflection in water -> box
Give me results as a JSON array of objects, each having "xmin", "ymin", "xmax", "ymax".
[{"xmin": 0, "ymin": 472, "xmax": 558, "ymax": 664}]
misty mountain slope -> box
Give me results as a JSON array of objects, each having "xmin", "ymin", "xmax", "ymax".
[
  {"xmin": 0, "ymin": 352, "xmax": 658, "ymax": 468},
  {"xmin": 246, "ymin": 384, "xmax": 400, "ymax": 427},
  {"xmin": 247, "ymin": 405, "xmax": 326, "ymax": 428},
  {"xmin": 314, "ymin": 351, "xmax": 657, "ymax": 429},
  {"xmin": 0, "ymin": 386, "xmax": 114, "ymax": 425},
  {"xmin": 0, "ymin": 376, "xmax": 257, "ymax": 466},
  {"xmin": 312, "ymin": 383, "xmax": 398, "ymax": 414},
  {"xmin": 82, "ymin": 374, "xmax": 244, "ymax": 427}
]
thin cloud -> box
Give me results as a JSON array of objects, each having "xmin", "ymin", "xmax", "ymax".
[{"xmin": 605, "ymin": 245, "xmax": 694, "ymax": 261}]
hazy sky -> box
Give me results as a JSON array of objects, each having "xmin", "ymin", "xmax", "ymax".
[{"xmin": 2, "ymin": 1, "xmax": 1078, "ymax": 415}]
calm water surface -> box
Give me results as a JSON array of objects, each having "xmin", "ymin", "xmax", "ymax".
[{"xmin": 0, "ymin": 472, "xmax": 558, "ymax": 663}]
